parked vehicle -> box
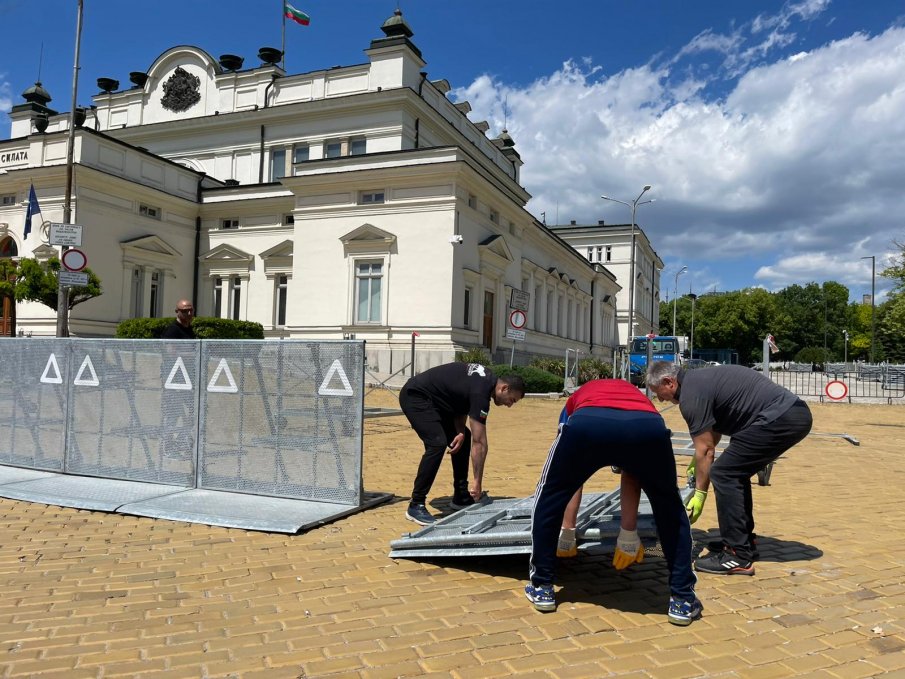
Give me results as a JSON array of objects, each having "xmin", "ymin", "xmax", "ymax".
[{"xmin": 629, "ymin": 335, "xmax": 681, "ymax": 386}]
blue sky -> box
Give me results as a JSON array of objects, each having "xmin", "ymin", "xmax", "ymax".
[{"xmin": 2, "ymin": 0, "xmax": 904, "ymax": 301}]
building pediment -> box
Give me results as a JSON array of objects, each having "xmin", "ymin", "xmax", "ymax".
[
  {"xmin": 120, "ymin": 235, "xmax": 180, "ymax": 272},
  {"xmin": 199, "ymin": 243, "xmax": 254, "ymax": 263},
  {"xmin": 261, "ymin": 239, "xmax": 293, "ymax": 276},
  {"xmin": 340, "ymin": 223, "xmax": 397, "ymax": 255},
  {"xmin": 121, "ymin": 235, "xmax": 181, "ymax": 258},
  {"xmin": 260, "ymin": 239, "xmax": 294, "ymax": 259}
]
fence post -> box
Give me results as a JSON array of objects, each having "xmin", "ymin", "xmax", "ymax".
[{"xmin": 410, "ymin": 332, "xmax": 419, "ymax": 377}]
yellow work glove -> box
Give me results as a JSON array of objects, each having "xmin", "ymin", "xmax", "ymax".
[
  {"xmin": 556, "ymin": 528, "xmax": 577, "ymax": 558},
  {"xmin": 685, "ymin": 490, "xmax": 707, "ymax": 524},
  {"xmin": 612, "ymin": 528, "xmax": 644, "ymax": 570},
  {"xmin": 686, "ymin": 458, "xmax": 696, "ymax": 476}
]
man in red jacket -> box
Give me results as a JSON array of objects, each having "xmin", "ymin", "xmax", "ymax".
[{"xmin": 525, "ymin": 379, "xmax": 701, "ymax": 626}]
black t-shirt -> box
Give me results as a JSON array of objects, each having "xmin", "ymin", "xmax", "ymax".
[
  {"xmin": 678, "ymin": 364, "xmax": 800, "ymax": 437},
  {"xmin": 404, "ymin": 362, "xmax": 497, "ymax": 423},
  {"xmin": 160, "ymin": 320, "xmax": 195, "ymax": 340}
]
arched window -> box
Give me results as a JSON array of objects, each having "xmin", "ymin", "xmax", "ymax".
[{"xmin": 0, "ymin": 237, "xmax": 18, "ymax": 258}]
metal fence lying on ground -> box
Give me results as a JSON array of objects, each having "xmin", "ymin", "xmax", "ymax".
[{"xmin": 0, "ymin": 338, "xmax": 391, "ymax": 532}]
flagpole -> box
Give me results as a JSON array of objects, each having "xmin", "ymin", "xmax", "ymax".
[
  {"xmin": 281, "ymin": 0, "xmax": 286, "ymax": 70},
  {"xmin": 57, "ymin": 0, "xmax": 83, "ymax": 338}
]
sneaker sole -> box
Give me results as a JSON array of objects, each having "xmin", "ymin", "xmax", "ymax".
[
  {"xmin": 524, "ymin": 591, "xmax": 556, "ymax": 612},
  {"xmin": 405, "ymin": 513, "xmax": 435, "ymax": 526},
  {"xmin": 667, "ymin": 613, "xmax": 696, "ymax": 626},
  {"xmin": 694, "ymin": 563, "xmax": 755, "ymax": 576}
]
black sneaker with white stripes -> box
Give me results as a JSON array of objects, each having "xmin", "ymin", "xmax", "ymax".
[{"xmin": 694, "ymin": 548, "xmax": 755, "ymax": 575}]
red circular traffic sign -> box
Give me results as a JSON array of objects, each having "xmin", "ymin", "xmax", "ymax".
[
  {"xmin": 509, "ymin": 310, "xmax": 527, "ymax": 329},
  {"xmin": 825, "ymin": 380, "xmax": 848, "ymax": 401},
  {"xmin": 61, "ymin": 248, "xmax": 87, "ymax": 272}
]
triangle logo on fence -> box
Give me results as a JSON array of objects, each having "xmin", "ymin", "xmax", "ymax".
[
  {"xmin": 207, "ymin": 358, "xmax": 238, "ymax": 393},
  {"xmin": 73, "ymin": 355, "xmax": 99, "ymax": 386},
  {"xmin": 164, "ymin": 356, "xmax": 193, "ymax": 391},
  {"xmin": 318, "ymin": 359, "xmax": 354, "ymax": 396},
  {"xmin": 40, "ymin": 353, "xmax": 63, "ymax": 384}
]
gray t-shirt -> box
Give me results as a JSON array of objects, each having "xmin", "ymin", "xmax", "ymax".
[{"xmin": 677, "ymin": 365, "xmax": 801, "ymax": 437}]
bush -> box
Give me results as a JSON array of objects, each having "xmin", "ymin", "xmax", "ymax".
[
  {"xmin": 115, "ymin": 316, "xmax": 265, "ymax": 340},
  {"xmin": 529, "ymin": 356, "xmax": 565, "ymax": 376},
  {"xmin": 577, "ymin": 357, "xmax": 613, "ymax": 382},
  {"xmin": 490, "ymin": 364, "xmax": 563, "ymax": 393},
  {"xmin": 456, "ymin": 346, "xmax": 491, "ymax": 365}
]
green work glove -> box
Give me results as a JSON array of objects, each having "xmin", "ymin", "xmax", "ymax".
[
  {"xmin": 613, "ymin": 528, "xmax": 644, "ymax": 570},
  {"xmin": 685, "ymin": 490, "xmax": 707, "ymax": 524}
]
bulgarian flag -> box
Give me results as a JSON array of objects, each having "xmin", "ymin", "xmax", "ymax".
[{"xmin": 284, "ymin": 1, "xmax": 310, "ymax": 26}]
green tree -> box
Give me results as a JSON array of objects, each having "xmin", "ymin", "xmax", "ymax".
[
  {"xmin": 877, "ymin": 241, "xmax": 905, "ymax": 361},
  {"xmin": 14, "ymin": 257, "xmax": 102, "ymax": 311}
]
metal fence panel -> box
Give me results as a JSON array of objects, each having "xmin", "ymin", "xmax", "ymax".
[
  {"xmin": 198, "ymin": 340, "xmax": 363, "ymax": 505},
  {"xmin": 65, "ymin": 339, "xmax": 199, "ymax": 486},
  {"xmin": 0, "ymin": 338, "xmax": 69, "ymax": 471}
]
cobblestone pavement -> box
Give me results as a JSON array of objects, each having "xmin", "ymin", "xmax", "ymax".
[{"xmin": 1, "ymin": 393, "xmax": 903, "ymax": 678}]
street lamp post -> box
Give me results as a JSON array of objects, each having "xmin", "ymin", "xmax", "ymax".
[
  {"xmin": 601, "ymin": 185, "xmax": 653, "ymax": 381},
  {"xmin": 860, "ymin": 255, "xmax": 876, "ymax": 363},
  {"xmin": 843, "ymin": 329, "xmax": 849, "ymax": 364},
  {"xmin": 672, "ymin": 265, "xmax": 687, "ymax": 336},
  {"xmin": 687, "ymin": 292, "xmax": 698, "ymax": 360}
]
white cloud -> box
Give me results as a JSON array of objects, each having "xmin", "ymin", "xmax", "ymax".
[
  {"xmin": 0, "ymin": 75, "xmax": 12, "ymax": 115},
  {"xmin": 454, "ymin": 16, "xmax": 905, "ymax": 299}
]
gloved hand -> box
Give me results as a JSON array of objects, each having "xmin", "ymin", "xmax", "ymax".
[
  {"xmin": 556, "ymin": 527, "xmax": 577, "ymax": 558},
  {"xmin": 686, "ymin": 458, "xmax": 696, "ymax": 476},
  {"xmin": 612, "ymin": 528, "xmax": 644, "ymax": 570},
  {"xmin": 685, "ymin": 490, "xmax": 707, "ymax": 524}
]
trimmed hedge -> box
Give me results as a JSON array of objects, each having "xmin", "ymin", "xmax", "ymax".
[
  {"xmin": 490, "ymin": 364, "xmax": 563, "ymax": 393},
  {"xmin": 115, "ymin": 316, "xmax": 265, "ymax": 340}
]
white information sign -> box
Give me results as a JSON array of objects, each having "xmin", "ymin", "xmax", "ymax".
[
  {"xmin": 509, "ymin": 289, "xmax": 530, "ymax": 311},
  {"xmin": 506, "ymin": 328, "xmax": 526, "ymax": 341},
  {"xmin": 58, "ymin": 271, "xmax": 89, "ymax": 286},
  {"xmin": 49, "ymin": 223, "xmax": 83, "ymax": 247}
]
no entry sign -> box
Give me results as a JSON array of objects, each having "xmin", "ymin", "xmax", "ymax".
[{"xmin": 61, "ymin": 248, "xmax": 88, "ymax": 272}]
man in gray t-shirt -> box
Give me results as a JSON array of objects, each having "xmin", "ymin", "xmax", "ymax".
[{"xmin": 647, "ymin": 362, "xmax": 812, "ymax": 576}]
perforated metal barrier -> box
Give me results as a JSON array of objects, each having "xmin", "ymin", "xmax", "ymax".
[{"xmin": 0, "ymin": 338, "xmax": 389, "ymax": 532}]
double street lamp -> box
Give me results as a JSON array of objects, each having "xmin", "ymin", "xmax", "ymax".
[
  {"xmin": 860, "ymin": 255, "xmax": 876, "ymax": 363},
  {"xmin": 672, "ymin": 266, "xmax": 687, "ymax": 337},
  {"xmin": 601, "ymin": 185, "xmax": 654, "ymax": 380}
]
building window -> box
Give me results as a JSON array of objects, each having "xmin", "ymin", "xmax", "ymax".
[
  {"xmin": 213, "ymin": 277, "xmax": 223, "ymax": 318},
  {"xmin": 490, "ymin": 209, "xmax": 499, "ymax": 224},
  {"xmin": 325, "ymin": 140, "xmax": 342, "ymax": 158},
  {"xmin": 149, "ymin": 271, "xmax": 162, "ymax": 318},
  {"xmin": 0, "ymin": 193, "xmax": 16, "ymax": 206},
  {"xmin": 605, "ymin": 245, "xmax": 612, "ymax": 262},
  {"xmin": 596, "ymin": 246, "xmax": 603, "ymax": 262},
  {"xmin": 139, "ymin": 204, "xmax": 160, "ymax": 220},
  {"xmin": 467, "ymin": 194, "xmax": 477, "ymax": 209},
  {"xmin": 463, "ymin": 288, "xmax": 471, "ymax": 328},
  {"xmin": 220, "ymin": 218, "xmax": 239, "ymax": 230},
  {"xmin": 270, "ymin": 148, "xmax": 286, "ymax": 180},
  {"xmin": 130, "ymin": 268, "xmax": 143, "ymax": 317},
  {"xmin": 283, "ymin": 214, "xmax": 295, "ymax": 225},
  {"xmin": 229, "ymin": 277, "xmax": 242, "ymax": 320},
  {"xmin": 275, "ymin": 274, "xmax": 288, "ymax": 326},
  {"xmin": 355, "ymin": 262, "xmax": 382, "ymax": 324},
  {"xmin": 292, "ymin": 144, "xmax": 309, "ymax": 163},
  {"xmin": 350, "ymin": 138, "xmax": 367, "ymax": 155},
  {"xmin": 359, "ymin": 190, "xmax": 385, "ymax": 205},
  {"xmin": 587, "ymin": 247, "xmax": 593, "ymax": 262}
]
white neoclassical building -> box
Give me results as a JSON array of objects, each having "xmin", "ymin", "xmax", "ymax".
[
  {"xmin": 0, "ymin": 11, "xmax": 622, "ymax": 372},
  {"xmin": 549, "ymin": 220, "xmax": 664, "ymax": 344}
]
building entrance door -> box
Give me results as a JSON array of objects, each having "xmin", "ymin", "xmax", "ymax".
[
  {"xmin": 482, "ymin": 290, "xmax": 494, "ymax": 351},
  {"xmin": 0, "ymin": 236, "xmax": 17, "ymax": 337}
]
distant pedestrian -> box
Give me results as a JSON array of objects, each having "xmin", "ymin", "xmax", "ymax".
[
  {"xmin": 647, "ymin": 361, "xmax": 812, "ymax": 576},
  {"xmin": 399, "ymin": 363, "xmax": 525, "ymax": 526},
  {"xmin": 161, "ymin": 299, "xmax": 196, "ymax": 339}
]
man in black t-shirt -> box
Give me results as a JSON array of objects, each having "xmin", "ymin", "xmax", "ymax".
[
  {"xmin": 161, "ymin": 299, "xmax": 196, "ymax": 339},
  {"xmin": 648, "ymin": 361, "xmax": 812, "ymax": 576},
  {"xmin": 400, "ymin": 362, "xmax": 526, "ymax": 525}
]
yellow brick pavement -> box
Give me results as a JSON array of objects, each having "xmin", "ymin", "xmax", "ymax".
[{"xmin": 0, "ymin": 395, "xmax": 903, "ymax": 678}]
